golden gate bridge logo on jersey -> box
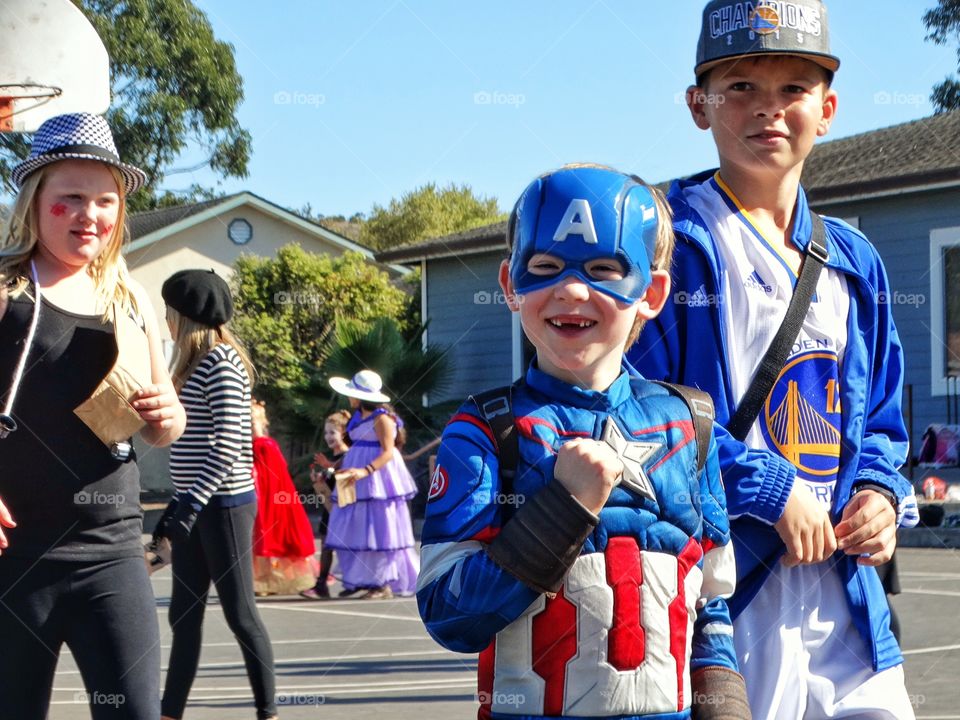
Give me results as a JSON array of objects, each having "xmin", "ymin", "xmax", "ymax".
[
  {"xmin": 750, "ymin": 3, "xmax": 780, "ymax": 35},
  {"xmin": 761, "ymin": 351, "xmax": 841, "ymax": 477}
]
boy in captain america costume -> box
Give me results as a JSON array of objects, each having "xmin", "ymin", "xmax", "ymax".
[{"xmin": 417, "ymin": 165, "xmax": 750, "ymax": 720}]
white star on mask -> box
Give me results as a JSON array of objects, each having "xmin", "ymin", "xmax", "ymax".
[{"xmin": 601, "ymin": 417, "xmax": 661, "ymax": 501}]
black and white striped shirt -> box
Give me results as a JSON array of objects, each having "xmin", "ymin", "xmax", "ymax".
[{"xmin": 170, "ymin": 344, "xmax": 255, "ymax": 508}]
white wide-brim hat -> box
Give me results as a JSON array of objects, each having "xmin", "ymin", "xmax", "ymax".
[
  {"xmin": 11, "ymin": 112, "xmax": 147, "ymax": 194},
  {"xmin": 329, "ymin": 369, "xmax": 390, "ymax": 403}
]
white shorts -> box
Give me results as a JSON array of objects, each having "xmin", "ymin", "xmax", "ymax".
[{"xmin": 733, "ymin": 561, "xmax": 916, "ymax": 720}]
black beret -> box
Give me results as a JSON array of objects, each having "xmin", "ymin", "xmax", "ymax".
[{"xmin": 161, "ymin": 269, "xmax": 233, "ymax": 327}]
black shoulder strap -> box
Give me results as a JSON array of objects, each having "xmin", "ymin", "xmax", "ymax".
[
  {"xmin": 653, "ymin": 381, "xmax": 715, "ymax": 475},
  {"xmin": 469, "ymin": 384, "xmax": 519, "ymax": 498},
  {"xmin": 726, "ymin": 212, "xmax": 829, "ymax": 441}
]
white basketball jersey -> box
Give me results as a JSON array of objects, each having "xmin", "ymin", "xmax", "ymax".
[{"xmin": 685, "ymin": 175, "xmax": 850, "ymax": 511}]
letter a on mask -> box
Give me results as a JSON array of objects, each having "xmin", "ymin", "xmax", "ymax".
[{"xmin": 553, "ymin": 198, "xmax": 598, "ymax": 245}]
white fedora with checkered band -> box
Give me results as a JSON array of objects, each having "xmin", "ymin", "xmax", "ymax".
[{"xmin": 11, "ymin": 112, "xmax": 146, "ymax": 194}]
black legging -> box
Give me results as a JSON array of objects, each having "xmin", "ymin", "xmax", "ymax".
[
  {"xmin": 161, "ymin": 501, "xmax": 276, "ymax": 719},
  {"xmin": 0, "ymin": 555, "xmax": 161, "ymax": 719}
]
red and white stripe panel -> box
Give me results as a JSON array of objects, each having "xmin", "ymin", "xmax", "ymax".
[{"xmin": 481, "ymin": 537, "xmax": 707, "ymax": 717}]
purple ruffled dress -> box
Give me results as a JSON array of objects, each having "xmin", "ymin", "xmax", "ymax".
[{"xmin": 325, "ymin": 409, "xmax": 419, "ymax": 594}]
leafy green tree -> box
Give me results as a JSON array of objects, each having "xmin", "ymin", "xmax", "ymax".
[
  {"xmin": 925, "ymin": 1, "xmax": 960, "ymax": 111},
  {"xmin": 0, "ymin": 0, "xmax": 250, "ymax": 210},
  {"xmin": 360, "ymin": 182, "xmax": 505, "ymax": 251},
  {"xmin": 231, "ymin": 246, "xmax": 411, "ymax": 394}
]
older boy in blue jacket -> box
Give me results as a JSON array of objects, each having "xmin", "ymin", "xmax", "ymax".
[{"xmin": 630, "ymin": 2, "xmax": 915, "ymax": 718}]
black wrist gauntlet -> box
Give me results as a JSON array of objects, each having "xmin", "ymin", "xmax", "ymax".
[
  {"xmin": 691, "ymin": 666, "xmax": 751, "ymax": 720},
  {"xmin": 485, "ymin": 480, "xmax": 599, "ymax": 594}
]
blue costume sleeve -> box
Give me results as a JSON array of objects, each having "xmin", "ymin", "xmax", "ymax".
[
  {"xmin": 690, "ymin": 434, "xmax": 739, "ymax": 672},
  {"xmin": 846, "ymin": 242, "xmax": 911, "ymax": 506},
  {"xmin": 417, "ymin": 408, "xmax": 540, "ymax": 653}
]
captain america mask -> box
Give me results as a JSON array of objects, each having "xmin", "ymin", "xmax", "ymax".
[{"xmin": 508, "ymin": 167, "xmax": 659, "ymax": 304}]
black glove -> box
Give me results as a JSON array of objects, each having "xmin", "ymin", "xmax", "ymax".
[
  {"xmin": 169, "ymin": 499, "xmax": 200, "ymax": 544},
  {"xmin": 153, "ymin": 498, "xmax": 179, "ymax": 542}
]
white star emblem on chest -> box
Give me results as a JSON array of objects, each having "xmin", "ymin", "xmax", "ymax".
[{"xmin": 601, "ymin": 417, "xmax": 662, "ymax": 500}]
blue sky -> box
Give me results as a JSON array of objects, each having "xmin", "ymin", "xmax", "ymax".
[{"xmin": 169, "ymin": 1, "xmax": 956, "ymax": 218}]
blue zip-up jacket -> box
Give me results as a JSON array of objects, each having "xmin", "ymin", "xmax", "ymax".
[{"xmin": 628, "ymin": 173, "xmax": 911, "ymax": 672}]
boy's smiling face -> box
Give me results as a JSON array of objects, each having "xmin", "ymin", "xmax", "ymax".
[
  {"xmin": 689, "ymin": 55, "xmax": 837, "ymax": 181},
  {"xmin": 498, "ymin": 256, "xmax": 668, "ymax": 391}
]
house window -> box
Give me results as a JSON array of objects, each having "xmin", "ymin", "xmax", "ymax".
[
  {"xmin": 930, "ymin": 228, "xmax": 960, "ymax": 394},
  {"xmin": 947, "ymin": 245, "xmax": 960, "ymax": 378},
  {"xmin": 228, "ymin": 218, "xmax": 253, "ymax": 245}
]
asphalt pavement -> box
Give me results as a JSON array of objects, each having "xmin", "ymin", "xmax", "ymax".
[{"xmin": 45, "ymin": 546, "xmax": 960, "ymax": 719}]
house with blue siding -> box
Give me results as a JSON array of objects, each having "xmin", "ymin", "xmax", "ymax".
[
  {"xmin": 378, "ymin": 112, "xmax": 960, "ymax": 463},
  {"xmin": 802, "ymin": 111, "xmax": 960, "ymax": 458}
]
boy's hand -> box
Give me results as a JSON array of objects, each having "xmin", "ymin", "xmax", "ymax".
[
  {"xmin": 774, "ymin": 484, "xmax": 837, "ymax": 566},
  {"xmin": 553, "ymin": 439, "xmax": 621, "ymax": 515},
  {"xmin": 0, "ymin": 496, "xmax": 15, "ymax": 555},
  {"xmin": 834, "ymin": 490, "xmax": 897, "ymax": 565}
]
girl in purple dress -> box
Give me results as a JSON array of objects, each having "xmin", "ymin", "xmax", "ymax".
[{"xmin": 326, "ymin": 370, "xmax": 419, "ymax": 598}]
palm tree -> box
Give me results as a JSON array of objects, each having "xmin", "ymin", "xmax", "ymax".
[{"xmin": 272, "ymin": 317, "xmax": 454, "ymax": 475}]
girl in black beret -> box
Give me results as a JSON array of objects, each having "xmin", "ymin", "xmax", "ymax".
[{"xmin": 161, "ymin": 269, "xmax": 278, "ymax": 720}]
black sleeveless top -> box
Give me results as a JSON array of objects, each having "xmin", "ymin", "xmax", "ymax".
[{"xmin": 0, "ymin": 289, "xmax": 143, "ymax": 560}]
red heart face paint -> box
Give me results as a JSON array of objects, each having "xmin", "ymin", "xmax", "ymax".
[
  {"xmin": 102, "ymin": 223, "xmax": 114, "ymax": 237},
  {"xmin": 50, "ymin": 203, "xmax": 67, "ymax": 217}
]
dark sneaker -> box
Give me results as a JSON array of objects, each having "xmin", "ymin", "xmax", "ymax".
[{"xmin": 299, "ymin": 585, "xmax": 331, "ymax": 600}]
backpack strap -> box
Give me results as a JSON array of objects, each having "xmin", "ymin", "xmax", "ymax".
[
  {"xmin": 469, "ymin": 384, "xmax": 520, "ymax": 500},
  {"xmin": 653, "ymin": 381, "xmax": 715, "ymax": 475}
]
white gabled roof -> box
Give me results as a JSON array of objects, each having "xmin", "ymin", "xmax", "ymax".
[{"xmin": 128, "ymin": 191, "xmax": 408, "ymax": 275}]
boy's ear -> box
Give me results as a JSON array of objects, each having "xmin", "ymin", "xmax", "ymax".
[
  {"xmin": 818, "ymin": 88, "xmax": 839, "ymax": 137},
  {"xmin": 686, "ymin": 85, "xmax": 712, "ymax": 131},
  {"xmin": 498, "ymin": 259, "xmax": 521, "ymax": 312},
  {"xmin": 636, "ymin": 270, "xmax": 671, "ymax": 320}
]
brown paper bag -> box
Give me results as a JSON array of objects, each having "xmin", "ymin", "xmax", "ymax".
[
  {"xmin": 73, "ymin": 308, "xmax": 151, "ymax": 446},
  {"xmin": 335, "ymin": 472, "xmax": 357, "ymax": 508}
]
